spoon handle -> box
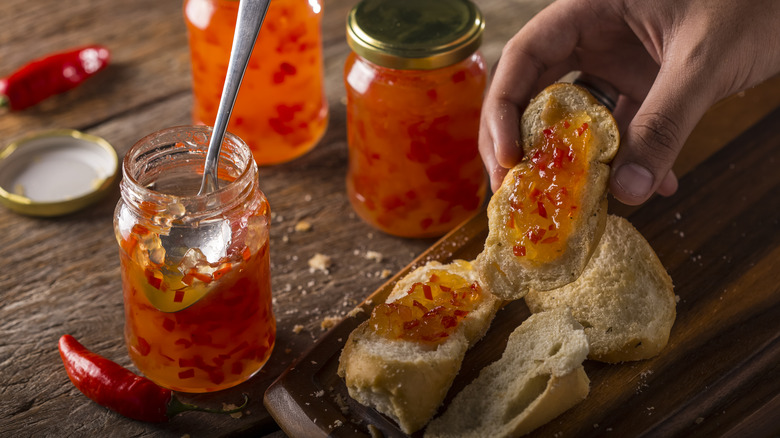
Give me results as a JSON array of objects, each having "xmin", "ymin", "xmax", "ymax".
[{"xmin": 199, "ymin": 0, "xmax": 271, "ymax": 195}]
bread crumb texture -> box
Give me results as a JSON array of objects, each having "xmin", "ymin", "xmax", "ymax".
[
  {"xmin": 525, "ymin": 215, "xmax": 676, "ymax": 363},
  {"xmin": 308, "ymin": 253, "xmax": 332, "ymax": 274},
  {"xmin": 295, "ymin": 220, "xmax": 312, "ymax": 232},
  {"xmin": 425, "ymin": 307, "xmax": 589, "ymax": 438},
  {"xmin": 321, "ymin": 315, "xmax": 341, "ymax": 331}
]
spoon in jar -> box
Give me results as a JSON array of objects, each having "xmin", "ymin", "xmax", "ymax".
[{"xmin": 198, "ymin": 0, "xmax": 271, "ymax": 195}]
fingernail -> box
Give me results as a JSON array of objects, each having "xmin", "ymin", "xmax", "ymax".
[{"xmin": 614, "ymin": 163, "xmax": 654, "ymax": 198}]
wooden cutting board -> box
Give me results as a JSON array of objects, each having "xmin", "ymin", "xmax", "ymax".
[{"xmin": 263, "ymin": 101, "xmax": 780, "ymax": 437}]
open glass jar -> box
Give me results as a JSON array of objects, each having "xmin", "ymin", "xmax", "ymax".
[
  {"xmin": 114, "ymin": 126, "xmax": 275, "ymax": 393},
  {"xmin": 344, "ymin": 0, "xmax": 488, "ymax": 238},
  {"xmin": 184, "ymin": 0, "xmax": 328, "ymax": 165}
]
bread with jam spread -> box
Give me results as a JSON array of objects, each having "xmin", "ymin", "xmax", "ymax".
[
  {"xmin": 424, "ymin": 307, "xmax": 590, "ymax": 438},
  {"xmin": 525, "ymin": 215, "xmax": 676, "ymax": 363},
  {"xmin": 337, "ymin": 260, "xmax": 502, "ymax": 434},
  {"xmin": 476, "ymin": 83, "xmax": 620, "ymax": 299}
]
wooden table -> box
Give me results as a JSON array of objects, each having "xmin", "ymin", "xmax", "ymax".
[{"xmin": 1, "ymin": 0, "xmax": 778, "ymax": 437}]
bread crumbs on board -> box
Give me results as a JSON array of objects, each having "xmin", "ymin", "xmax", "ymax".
[
  {"xmin": 295, "ymin": 220, "xmax": 312, "ymax": 232},
  {"xmin": 364, "ymin": 250, "xmax": 383, "ymax": 262},
  {"xmin": 347, "ymin": 307, "xmax": 365, "ymax": 318},
  {"xmin": 308, "ymin": 253, "xmax": 332, "ymax": 274},
  {"xmin": 292, "ymin": 324, "xmax": 305, "ymax": 334},
  {"xmin": 321, "ymin": 315, "xmax": 340, "ymax": 330},
  {"xmin": 222, "ymin": 403, "xmax": 244, "ymax": 419}
]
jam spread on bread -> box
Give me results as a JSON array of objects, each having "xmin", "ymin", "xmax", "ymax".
[
  {"xmin": 370, "ymin": 269, "xmax": 484, "ymax": 346},
  {"xmin": 506, "ymin": 110, "xmax": 592, "ymax": 262}
]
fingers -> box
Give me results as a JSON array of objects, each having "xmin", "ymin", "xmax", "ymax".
[
  {"xmin": 610, "ymin": 61, "xmax": 713, "ymax": 205},
  {"xmin": 481, "ymin": 0, "xmax": 585, "ymax": 190}
]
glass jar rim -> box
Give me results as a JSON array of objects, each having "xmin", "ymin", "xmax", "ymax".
[{"xmin": 121, "ymin": 125, "xmax": 257, "ymax": 220}]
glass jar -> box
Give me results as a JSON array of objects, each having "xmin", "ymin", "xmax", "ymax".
[
  {"xmin": 114, "ymin": 126, "xmax": 275, "ymax": 393},
  {"xmin": 344, "ymin": 0, "xmax": 488, "ymax": 238},
  {"xmin": 184, "ymin": 0, "xmax": 328, "ymax": 165}
]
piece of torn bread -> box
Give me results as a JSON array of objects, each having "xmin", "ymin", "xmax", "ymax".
[
  {"xmin": 525, "ymin": 215, "xmax": 676, "ymax": 363},
  {"xmin": 338, "ymin": 260, "xmax": 502, "ymax": 434},
  {"xmin": 476, "ymin": 83, "xmax": 619, "ymax": 300},
  {"xmin": 424, "ymin": 307, "xmax": 590, "ymax": 438}
]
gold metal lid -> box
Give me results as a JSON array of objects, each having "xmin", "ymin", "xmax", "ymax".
[
  {"xmin": 346, "ymin": 0, "xmax": 485, "ymax": 70},
  {"xmin": 0, "ymin": 129, "xmax": 118, "ymax": 216}
]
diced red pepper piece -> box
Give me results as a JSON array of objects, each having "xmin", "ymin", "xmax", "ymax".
[
  {"xmin": 162, "ymin": 319, "xmax": 175, "ymax": 332},
  {"xmin": 144, "ymin": 269, "xmax": 162, "ymax": 290},
  {"xmin": 513, "ymin": 245, "xmax": 526, "ymax": 256},
  {"xmin": 441, "ymin": 316, "xmax": 457, "ymax": 328},
  {"xmin": 212, "ymin": 263, "xmax": 232, "ymax": 280},
  {"xmin": 422, "ymin": 284, "xmax": 433, "ymax": 300},
  {"xmin": 135, "ymin": 337, "xmax": 151, "ymax": 357},
  {"xmin": 537, "ymin": 201, "xmax": 548, "ymax": 218},
  {"xmin": 451, "ymin": 70, "xmax": 466, "ymax": 83},
  {"xmin": 403, "ymin": 320, "xmax": 421, "ymax": 330},
  {"xmin": 131, "ymin": 224, "xmax": 149, "ymax": 236},
  {"xmin": 178, "ymin": 369, "xmax": 195, "ymax": 379}
]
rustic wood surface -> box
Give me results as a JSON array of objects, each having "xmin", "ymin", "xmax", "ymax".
[{"xmin": 0, "ymin": 0, "xmax": 778, "ymax": 437}]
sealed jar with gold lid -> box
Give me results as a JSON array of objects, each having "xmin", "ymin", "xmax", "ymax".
[{"xmin": 344, "ymin": 0, "xmax": 488, "ymax": 238}]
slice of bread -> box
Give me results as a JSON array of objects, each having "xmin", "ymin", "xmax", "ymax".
[
  {"xmin": 424, "ymin": 307, "xmax": 590, "ymax": 438},
  {"xmin": 476, "ymin": 83, "xmax": 619, "ymax": 300},
  {"xmin": 338, "ymin": 260, "xmax": 502, "ymax": 434},
  {"xmin": 525, "ymin": 215, "xmax": 676, "ymax": 362}
]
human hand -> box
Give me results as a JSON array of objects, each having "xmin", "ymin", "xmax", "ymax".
[{"xmin": 480, "ymin": 0, "xmax": 780, "ymax": 205}]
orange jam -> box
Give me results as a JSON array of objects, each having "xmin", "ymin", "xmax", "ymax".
[
  {"xmin": 184, "ymin": 0, "xmax": 328, "ymax": 165},
  {"xmin": 345, "ymin": 52, "xmax": 487, "ymax": 238},
  {"xmin": 506, "ymin": 112, "xmax": 592, "ymax": 262},
  {"xmin": 119, "ymin": 216, "xmax": 275, "ymax": 393},
  {"xmin": 369, "ymin": 269, "xmax": 484, "ymax": 346}
]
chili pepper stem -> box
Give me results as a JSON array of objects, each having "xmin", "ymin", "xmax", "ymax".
[{"xmin": 167, "ymin": 393, "xmax": 249, "ymax": 418}]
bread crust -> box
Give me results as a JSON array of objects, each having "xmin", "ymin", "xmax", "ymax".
[
  {"xmin": 525, "ymin": 215, "xmax": 677, "ymax": 362},
  {"xmin": 476, "ymin": 83, "xmax": 619, "ymax": 300},
  {"xmin": 337, "ymin": 260, "xmax": 502, "ymax": 434},
  {"xmin": 424, "ymin": 307, "xmax": 590, "ymax": 438}
]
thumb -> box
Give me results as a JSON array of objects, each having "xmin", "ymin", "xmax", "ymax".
[{"xmin": 610, "ymin": 62, "xmax": 714, "ymax": 205}]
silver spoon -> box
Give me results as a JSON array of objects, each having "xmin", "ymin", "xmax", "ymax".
[{"xmin": 198, "ymin": 0, "xmax": 272, "ymax": 195}]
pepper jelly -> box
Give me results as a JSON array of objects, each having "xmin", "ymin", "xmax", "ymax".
[
  {"xmin": 184, "ymin": 0, "xmax": 328, "ymax": 165},
  {"xmin": 114, "ymin": 126, "xmax": 275, "ymax": 393},
  {"xmin": 345, "ymin": 0, "xmax": 488, "ymax": 238}
]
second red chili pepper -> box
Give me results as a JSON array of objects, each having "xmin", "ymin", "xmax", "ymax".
[
  {"xmin": 0, "ymin": 45, "xmax": 110, "ymax": 111},
  {"xmin": 58, "ymin": 334, "xmax": 247, "ymax": 422}
]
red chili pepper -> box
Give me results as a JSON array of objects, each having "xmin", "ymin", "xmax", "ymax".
[
  {"xmin": 58, "ymin": 334, "xmax": 248, "ymax": 422},
  {"xmin": 0, "ymin": 45, "xmax": 110, "ymax": 110}
]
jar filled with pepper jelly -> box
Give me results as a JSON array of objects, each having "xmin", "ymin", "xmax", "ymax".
[
  {"xmin": 344, "ymin": 0, "xmax": 488, "ymax": 238},
  {"xmin": 184, "ymin": 0, "xmax": 328, "ymax": 165},
  {"xmin": 114, "ymin": 126, "xmax": 275, "ymax": 393}
]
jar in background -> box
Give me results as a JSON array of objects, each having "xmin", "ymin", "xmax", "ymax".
[
  {"xmin": 344, "ymin": 0, "xmax": 488, "ymax": 238},
  {"xmin": 184, "ymin": 0, "xmax": 328, "ymax": 165},
  {"xmin": 114, "ymin": 126, "xmax": 275, "ymax": 393}
]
